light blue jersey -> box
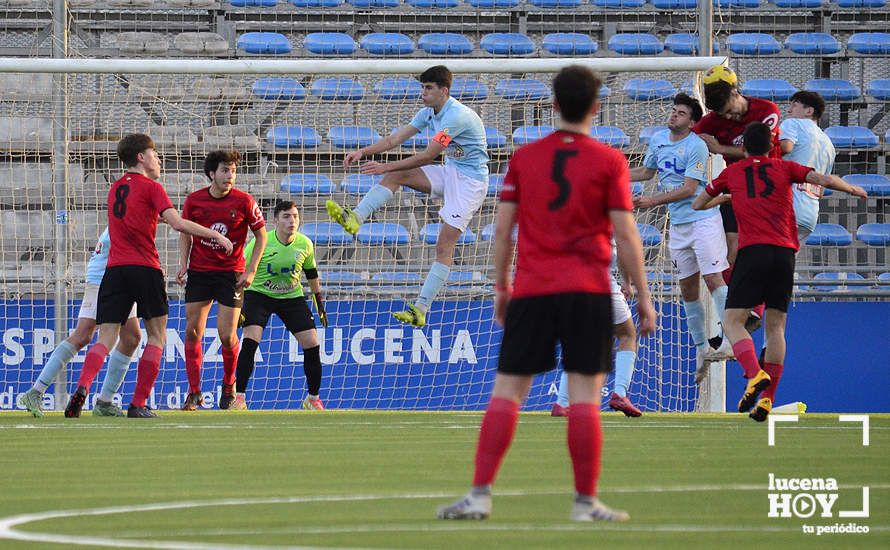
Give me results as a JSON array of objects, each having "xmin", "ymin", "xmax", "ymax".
[
  {"xmin": 780, "ymin": 118, "xmax": 835, "ymax": 232},
  {"xmin": 409, "ymin": 97, "xmax": 489, "ymax": 183},
  {"xmin": 85, "ymin": 228, "xmax": 110, "ymax": 285},
  {"xmin": 644, "ymin": 130, "xmax": 714, "ymax": 225}
]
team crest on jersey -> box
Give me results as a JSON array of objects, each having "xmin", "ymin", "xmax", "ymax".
[
  {"xmin": 210, "ymin": 222, "xmax": 228, "ymax": 235},
  {"xmin": 695, "ymin": 162, "xmax": 705, "ymax": 171}
]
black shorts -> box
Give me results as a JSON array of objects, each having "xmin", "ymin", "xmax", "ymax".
[
  {"xmin": 498, "ymin": 292, "xmax": 613, "ymax": 376},
  {"xmin": 241, "ymin": 290, "xmax": 315, "ymax": 334},
  {"xmin": 720, "ymin": 202, "xmax": 738, "ymax": 233},
  {"xmin": 185, "ymin": 270, "xmax": 244, "ymax": 308},
  {"xmin": 726, "ymin": 244, "xmax": 796, "ymax": 312},
  {"xmin": 96, "ymin": 265, "xmax": 168, "ymax": 324}
]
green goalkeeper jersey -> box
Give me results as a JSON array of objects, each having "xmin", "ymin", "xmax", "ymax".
[{"xmin": 244, "ymin": 230, "xmax": 316, "ymax": 299}]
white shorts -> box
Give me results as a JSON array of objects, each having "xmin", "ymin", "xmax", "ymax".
[
  {"xmin": 421, "ymin": 164, "xmax": 487, "ymax": 233},
  {"xmin": 669, "ymin": 215, "xmax": 729, "ymax": 279},
  {"xmin": 78, "ymin": 284, "xmax": 137, "ymax": 320},
  {"xmin": 611, "ymin": 279, "xmax": 632, "ymax": 325}
]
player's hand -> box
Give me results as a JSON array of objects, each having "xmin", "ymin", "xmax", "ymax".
[
  {"xmin": 637, "ymin": 299, "xmax": 657, "ymax": 337},
  {"xmin": 236, "ymin": 270, "xmax": 254, "ymax": 290},
  {"xmin": 620, "ymin": 280, "xmax": 635, "ymax": 302},
  {"xmin": 849, "ymin": 185, "xmax": 868, "ymax": 200},
  {"xmin": 633, "ymin": 196, "xmax": 655, "ymax": 209},
  {"xmin": 360, "ymin": 161, "xmax": 388, "ymax": 175},
  {"xmin": 493, "ymin": 284, "xmax": 512, "ymax": 327},
  {"xmin": 175, "ymin": 266, "xmax": 188, "ymax": 286},
  {"xmin": 214, "ymin": 232, "xmax": 234, "ymax": 255},
  {"xmin": 343, "ymin": 150, "xmax": 364, "ymax": 169},
  {"xmin": 699, "ymin": 133, "xmax": 719, "ymax": 151},
  {"xmin": 313, "ymin": 292, "xmax": 328, "ymax": 328}
]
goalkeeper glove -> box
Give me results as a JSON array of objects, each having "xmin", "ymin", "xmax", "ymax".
[{"xmin": 312, "ymin": 291, "xmax": 328, "ymax": 328}]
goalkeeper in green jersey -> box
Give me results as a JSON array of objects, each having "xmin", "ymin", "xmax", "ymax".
[{"xmin": 232, "ymin": 200, "xmax": 328, "ymax": 411}]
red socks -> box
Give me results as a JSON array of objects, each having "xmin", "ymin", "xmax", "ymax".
[
  {"xmin": 473, "ymin": 397, "xmax": 519, "ymax": 487},
  {"xmin": 762, "ymin": 362, "xmax": 784, "ymax": 401},
  {"xmin": 222, "ymin": 342, "xmax": 239, "ymax": 387},
  {"xmin": 131, "ymin": 344, "xmax": 163, "ymax": 408},
  {"xmin": 184, "ymin": 339, "xmax": 202, "ymax": 394},
  {"xmin": 77, "ymin": 342, "xmax": 109, "ymax": 390},
  {"xmin": 732, "ymin": 338, "xmax": 762, "ymax": 379},
  {"xmin": 568, "ymin": 403, "xmax": 603, "ymax": 497}
]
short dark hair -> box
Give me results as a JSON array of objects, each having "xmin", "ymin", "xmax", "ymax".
[
  {"xmin": 419, "ymin": 65, "xmax": 452, "ymax": 89},
  {"xmin": 703, "ymin": 81, "xmax": 734, "ymax": 112},
  {"xmin": 274, "ymin": 200, "xmax": 297, "ymax": 218},
  {"xmin": 203, "ymin": 150, "xmax": 241, "ymax": 180},
  {"xmin": 552, "ymin": 65, "xmax": 602, "ymax": 123},
  {"xmin": 673, "ymin": 93, "xmax": 703, "ymax": 122},
  {"xmin": 743, "ymin": 122, "xmax": 773, "ymax": 156},
  {"xmin": 117, "ymin": 133, "xmax": 155, "ymax": 167},
  {"xmin": 789, "ymin": 90, "xmax": 825, "ymax": 120}
]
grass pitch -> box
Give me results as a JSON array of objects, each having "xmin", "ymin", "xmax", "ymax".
[{"xmin": 0, "ymin": 411, "xmax": 887, "ymax": 549}]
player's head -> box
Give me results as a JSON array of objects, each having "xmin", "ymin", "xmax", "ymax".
[
  {"xmin": 704, "ymin": 81, "xmax": 747, "ymax": 122},
  {"xmin": 787, "ymin": 91, "xmax": 825, "ymax": 121},
  {"xmin": 273, "ymin": 200, "xmax": 300, "ymax": 235},
  {"xmin": 419, "ymin": 65, "xmax": 452, "ymax": 108},
  {"xmin": 668, "ymin": 93, "xmax": 703, "ymax": 132},
  {"xmin": 551, "ymin": 65, "xmax": 602, "ymax": 124},
  {"xmin": 203, "ymin": 150, "xmax": 241, "ymax": 194},
  {"xmin": 117, "ymin": 133, "xmax": 160, "ymax": 179},
  {"xmin": 742, "ymin": 122, "xmax": 773, "ymax": 156}
]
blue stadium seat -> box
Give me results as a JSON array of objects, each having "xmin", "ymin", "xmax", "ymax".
[
  {"xmin": 770, "ymin": 0, "xmax": 822, "ymax": 6},
  {"xmin": 714, "ymin": 0, "xmax": 760, "ymax": 6},
  {"xmin": 360, "ymin": 33, "xmax": 415, "ymax": 56},
  {"xmin": 836, "ymin": 0, "xmax": 885, "ymax": 6},
  {"xmin": 252, "ymin": 78, "xmax": 307, "ymax": 100},
  {"xmin": 784, "ymin": 33, "xmax": 841, "ymax": 54},
  {"xmin": 418, "ymin": 33, "xmax": 473, "ymax": 55},
  {"xmin": 805, "ymin": 223, "xmax": 852, "ymax": 246},
  {"xmin": 400, "ymin": 127, "xmax": 433, "ymax": 149},
  {"xmin": 726, "ymin": 33, "xmax": 782, "ymax": 55},
  {"xmin": 639, "ymin": 125, "xmax": 667, "ymax": 145},
  {"xmin": 372, "ymin": 271, "xmax": 422, "ymax": 282},
  {"xmin": 488, "ymin": 174, "xmax": 504, "ymax": 196},
  {"xmin": 230, "ymin": 0, "xmax": 278, "ymax": 6},
  {"xmin": 280, "ymin": 174, "xmax": 335, "ymax": 194},
  {"xmin": 599, "ymin": 85, "xmax": 612, "ymax": 98},
  {"xmin": 847, "ymin": 33, "xmax": 890, "ymax": 54},
  {"xmin": 481, "ymin": 33, "xmax": 536, "ymax": 55},
  {"xmin": 290, "ymin": 0, "xmax": 343, "ymax": 6},
  {"xmin": 481, "ymin": 223, "xmax": 518, "ymax": 241},
  {"xmin": 608, "ymin": 34, "xmax": 664, "ymax": 55},
  {"xmin": 824, "ymin": 126, "xmax": 879, "ymax": 149},
  {"xmin": 804, "ymin": 79, "xmax": 860, "ymax": 101},
  {"xmin": 530, "ymin": 0, "xmax": 582, "ymax": 5},
  {"xmin": 867, "ymin": 79, "xmax": 890, "ymax": 100},
  {"xmin": 843, "ymin": 174, "xmax": 890, "ymax": 196},
  {"xmin": 485, "ymin": 127, "xmax": 507, "ymax": 149},
  {"xmin": 878, "ymin": 272, "xmax": 890, "ymax": 284},
  {"xmin": 593, "ymin": 0, "xmax": 646, "ymax": 7},
  {"xmin": 651, "ymin": 0, "xmax": 698, "ymax": 7},
  {"xmin": 407, "ymin": 0, "xmax": 460, "ymax": 6},
  {"xmin": 495, "ymin": 78, "xmax": 550, "ymax": 100},
  {"xmin": 341, "ymin": 174, "xmax": 382, "ymax": 194},
  {"xmin": 357, "ymin": 222, "xmax": 411, "ymax": 246},
  {"xmin": 466, "ymin": 0, "xmax": 519, "ymax": 5},
  {"xmin": 623, "ymin": 79, "xmax": 677, "ymax": 100},
  {"xmin": 266, "ymin": 126, "xmax": 321, "ymax": 148},
  {"xmin": 348, "ymin": 0, "xmax": 399, "ymax": 7},
  {"xmin": 421, "ymin": 223, "xmax": 476, "ymax": 245},
  {"xmin": 741, "ymin": 79, "xmax": 798, "ymax": 101},
  {"xmin": 310, "ymin": 78, "xmax": 363, "ymax": 100},
  {"xmin": 512, "ymin": 125, "xmax": 555, "ymax": 145},
  {"xmin": 591, "ymin": 126, "xmax": 630, "ymax": 148},
  {"xmin": 542, "ymin": 33, "xmax": 598, "ymax": 55},
  {"xmin": 448, "ymin": 271, "xmax": 483, "ymax": 283},
  {"xmin": 451, "ymin": 77, "xmax": 488, "ymax": 100},
  {"xmin": 328, "ymin": 126, "xmax": 381, "ymax": 148},
  {"xmin": 304, "ymin": 33, "xmax": 357, "ymax": 55},
  {"xmin": 664, "ymin": 33, "xmax": 719, "ymax": 55},
  {"xmin": 637, "ymin": 223, "xmax": 662, "ymax": 246},
  {"xmin": 374, "ymin": 77, "xmax": 421, "ymax": 100},
  {"xmin": 810, "ymin": 272, "xmax": 865, "ymax": 292},
  {"xmin": 236, "ymin": 32, "xmax": 291, "ymax": 54},
  {"xmin": 324, "ymin": 271, "xmax": 363, "ymax": 282},
  {"xmin": 856, "ymin": 223, "xmax": 890, "ymax": 245}
]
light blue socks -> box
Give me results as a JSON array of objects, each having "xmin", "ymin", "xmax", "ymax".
[
  {"xmin": 613, "ymin": 350, "xmax": 637, "ymax": 397},
  {"xmin": 683, "ymin": 299, "xmax": 707, "ymax": 349},
  {"xmin": 354, "ymin": 184, "xmax": 394, "ymax": 223},
  {"xmin": 98, "ymin": 349, "xmax": 133, "ymax": 402},
  {"xmin": 416, "ymin": 262, "xmax": 450, "ymax": 311},
  {"xmin": 710, "ymin": 285, "xmax": 728, "ymax": 324},
  {"xmin": 33, "ymin": 340, "xmax": 77, "ymax": 393}
]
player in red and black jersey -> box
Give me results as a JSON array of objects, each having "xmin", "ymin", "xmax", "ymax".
[
  {"xmin": 693, "ymin": 123, "xmax": 866, "ymax": 422},
  {"xmin": 74, "ymin": 134, "xmax": 233, "ymax": 418},
  {"xmin": 437, "ymin": 65, "xmax": 656, "ymax": 523},
  {"xmin": 176, "ymin": 150, "xmax": 267, "ymax": 411}
]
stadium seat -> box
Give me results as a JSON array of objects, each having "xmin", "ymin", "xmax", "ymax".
[
  {"xmin": 529, "ymin": 0, "xmax": 581, "ymax": 5},
  {"xmin": 494, "ymin": 78, "xmax": 550, "ymax": 100},
  {"xmin": 252, "ymin": 77, "xmax": 307, "ymax": 100},
  {"xmin": 599, "ymin": 85, "xmax": 612, "ymax": 98},
  {"xmin": 740, "ymin": 79, "xmax": 798, "ymax": 101},
  {"xmin": 466, "ymin": 0, "xmax": 519, "ymax": 5},
  {"xmin": 591, "ymin": 126, "xmax": 630, "ymax": 148},
  {"xmin": 784, "ymin": 33, "xmax": 841, "ymax": 55},
  {"xmin": 480, "ymin": 223, "xmax": 518, "ymax": 241},
  {"xmin": 637, "ymin": 223, "xmax": 662, "ymax": 246},
  {"xmin": 485, "ymin": 127, "xmax": 507, "ymax": 149},
  {"xmin": 770, "ymin": 0, "xmax": 823, "ymax": 6},
  {"xmin": 303, "ymin": 33, "xmax": 357, "ymax": 55},
  {"xmin": 594, "ymin": 0, "xmax": 646, "ymax": 6},
  {"xmin": 480, "ymin": 33, "xmax": 536, "ymax": 55},
  {"xmin": 237, "ymin": 32, "xmax": 291, "ymax": 54},
  {"xmin": 328, "ymin": 126, "xmax": 381, "ymax": 148},
  {"xmin": 726, "ymin": 33, "xmax": 782, "ymax": 55},
  {"xmin": 310, "ymin": 78, "xmax": 363, "ymax": 100},
  {"xmin": 290, "ymin": 0, "xmax": 343, "ymax": 6},
  {"xmin": 805, "ymin": 223, "xmax": 852, "ymax": 246},
  {"xmin": 348, "ymin": 0, "xmax": 400, "ymax": 6},
  {"xmin": 843, "ymin": 174, "xmax": 890, "ymax": 196},
  {"xmin": 714, "ymin": 0, "xmax": 761, "ymax": 6},
  {"xmin": 357, "ymin": 222, "xmax": 411, "ymax": 246},
  {"xmin": 836, "ymin": 0, "xmax": 885, "ymax": 6},
  {"xmin": 0, "ymin": 117, "xmax": 51, "ymax": 151},
  {"xmin": 374, "ymin": 77, "xmax": 421, "ymax": 100},
  {"xmin": 266, "ymin": 126, "xmax": 321, "ymax": 148},
  {"xmin": 451, "ymin": 77, "xmax": 488, "ymax": 100},
  {"xmin": 651, "ymin": 0, "xmax": 698, "ymax": 7},
  {"xmin": 512, "ymin": 125, "xmax": 555, "ymax": 145},
  {"xmin": 341, "ymin": 174, "xmax": 382, "ymax": 194},
  {"xmin": 360, "ymin": 33, "xmax": 415, "ymax": 56},
  {"xmin": 608, "ymin": 34, "xmax": 664, "ymax": 55},
  {"xmin": 664, "ymin": 33, "xmax": 719, "ymax": 55},
  {"xmin": 401, "ymin": 127, "xmax": 434, "ymax": 149},
  {"xmin": 867, "ymin": 79, "xmax": 890, "ymax": 100},
  {"xmin": 192, "ymin": 77, "xmax": 249, "ymax": 100},
  {"xmin": 203, "ymin": 125, "xmax": 261, "ymax": 150},
  {"xmin": 150, "ymin": 125, "xmax": 198, "ymax": 150},
  {"xmin": 804, "ymin": 79, "xmax": 860, "ymax": 101},
  {"xmin": 116, "ymin": 32, "xmax": 169, "ymax": 55},
  {"xmin": 372, "ymin": 271, "xmax": 422, "ymax": 282},
  {"xmin": 856, "ymin": 223, "xmax": 890, "ymax": 245},
  {"xmin": 300, "ymin": 222, "xmax": 354, "ymax": 246},
  {"xmin": 878, "ymin": 272, "xmax": 890, "ymax": 284},
  {"xmin": 811, "ymin": 272, "xmax": 865, "ymax": 292},
  {"xmin": 169, "ymin": 0, "xmax": 217, "ymax": 6},
  {"xmin": 542, "ymin": 33, "xmax": 598, "ymax": 55},
  {"xmin": 421, "ymin": 224, "xmax": 476, "ymax": 245},
  {"xmin": 824, "ymin": 126, "xmax": 879, "ymax": 149},
  {"xmin": 407, "ymin": 0, "xmax": 460, "ymax": 6},
  {"xmin": 847, "ymin": 33, "xmax": 890, "ymax": 54},
  {"xmin": 448, "ymin": 271, "xmax": 485, "ymax": 283},
  {"xmin": 418, "ymin": 33, "xmax": 473, "ymax": 56},
  {"xmin": 174, "ymin": 32, "xmax": 228, "ymax": 55},
  {"xmin": 488, "ymin": 174, "xmax": 504, "ymax": 196},
  {"xmin": 230, "ymin": 0, "xmax": 278, "ymax": 5},
  {"xmin": 623, "ymin": 79, "xmax": 677, "ymax": 100},
  {"xmin": 639, "ymin": 125, "xmax": 668, "ymax": 145},
  {"xmin": 280, "ymin": 174, "xmax": 335, "ymax": 194}
]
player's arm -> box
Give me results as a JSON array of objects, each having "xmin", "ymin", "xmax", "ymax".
[
  {"xmin": 610, "ymin": 210, "xmax": 656, "ymax": 336},
  {"xmin": 176, "ymin": 232, "xmax": 191, "ymax": 286},
  {"xmin": 344, "ymin": 124, "xmax": 419, "ymax": 168},
  {"xmin": 635, "ymin": 176, "xmax": 701, "ymax": 209},
  {"xmin": 628, "ymin": 166, "xmax": 656, "ymax": 182},
  {"xmin": 360, "ymin": 137, "xmax": 445, "ymax": 176},
  {"xmin": 780, "ymin": 139, "xmax": 795, "ymax": 155},
  {"xmin": 492, "ymin": 200, "xmax": 517, "ymax": 327},
  {"xmin": 804, "ymin": 171, "xmax": 868, "ymax": 199},
  {"xmin": 237, "ymin": 226, "xmax": 267, "ymax": 290},
  {"xmin": 699, "ymin": 134, "xmax": 745, "ymax": 160},
  {"xmin": 160, "ymin": 208, "xmax": 234, "ymax": 255},
  {"xmin": 304, "ymin": 269, "xmax": 327, "ymax": 328}
]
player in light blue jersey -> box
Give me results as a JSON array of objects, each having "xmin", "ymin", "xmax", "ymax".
[
  {"xmin": 326, "ymin": 65, "xmax": 490, "ymax": 328},
  {"xmin": 18, "ymin": 228, "xmax": 141, "ymax": 417},
  {"xmin": 630, "ymin": 94, "xmax": 732, "ymax": 384}
]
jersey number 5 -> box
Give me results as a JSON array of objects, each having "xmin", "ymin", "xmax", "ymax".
[
  {"xmin": 112, "ymin": 184, "xmax": 130, "ymax": 219},
  {"xmin": 549, "ymin": 149, "xmax": 578, "ymax": 210},
  {"xmin": 744, "ymin": 165, "xmax": 775, "ymax": 199}
]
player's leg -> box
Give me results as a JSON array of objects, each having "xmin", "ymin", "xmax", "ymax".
[
  {"xmin": 693, "ymin": 215, "xmax": 733, "ymax": 362},
  {"xmin": 608, "ymin": 318, "xmax": 641, "ymax": 417},
  {"xmin": 279, "ymin": 296, "xmax": 324, "ymax": 410},
  {"xmin": 127, "ymin": 267, "xmax": 169, "ymax": 418},
  {"xmin": 233, "ymin": 291, "xmax": 270, "ymax": 410},
  {"xmin": 216, "ymin": 302, "xmax": 242, "ymax": 409},
  {"xmin": 394, "ymin": 224, "xmax": 459, "ymax": 327},
  {"xmin": 182, "ymin": 299, "xmax": 212, "ymax": 410},
  {"xmin": 94, "ymin": 312, "xmax": 140, "ymax": 417},
  {"xmin": 326, "ymin": 168, "xmax": 431, "ymax": 235}
]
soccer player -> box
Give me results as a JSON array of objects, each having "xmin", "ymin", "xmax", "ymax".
[
  {"xmin": 19, "ymin": 228, "xmax": 141, "ymax": 418},
  {"xmin": 692, "ymin": 123, "xmax": 866, "ymax": 421},
  {"xmin": 76, "ymin": 133, "xmax": 233, "ymax": 418},
  {"xmin": 232, "ymin": 201, "xmax": 328, "ymax": 411},
  {"xmin": 325, "ymin": 65, "xmax": 489, "ymax": 328},
  {"xmin": 437, "ymin": 65, "xmax": 656, "ymax": 522},
  {"xmin": 631, "ymin": 93, "xmax": 731, "ymax": 382},
  {"xmin": 176, "ymin": 150, "xmax": 267, "ymax": 411}
]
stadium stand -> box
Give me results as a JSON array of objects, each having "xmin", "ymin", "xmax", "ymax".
[
  {"xmin": 280, "ymin": 173, "xmax": 336, "ymax": 194},
  {"xmin": 740, "ymin": 79, "xmax": 798, "ymax": 100}
]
